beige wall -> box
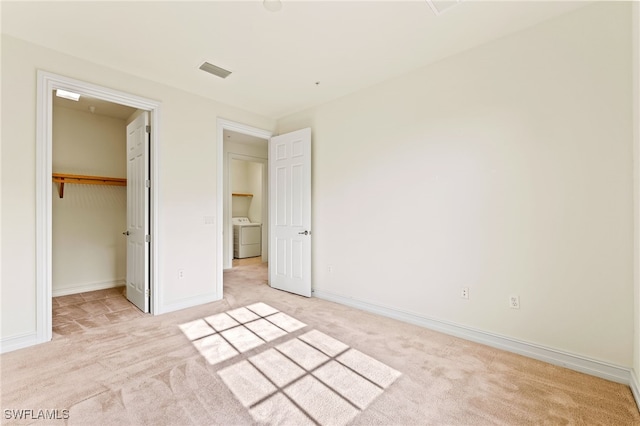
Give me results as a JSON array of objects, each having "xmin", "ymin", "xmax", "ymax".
[
  {"xmin": 231, "ymin": 159, "xmax": 263, "ymax": 224},
  {"xmin": 1, "ymin": 35, "xmax": 275, "ymax": 340},
  {"xmin": 52, "ymin": 106, "xmax": 127, "ymax": 295},
  {"xmin": 633, "ymin": 1, "xmax": 640, "ymax": 387},
  {"xmin": 279, "ymin": 2, "xmax": 634, "ymax": 366},
  {"xmin": 246, "ymin": 161, "xmax": 263, "ymax": 224}
]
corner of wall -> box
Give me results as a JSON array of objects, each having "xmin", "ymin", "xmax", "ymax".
[
  {"xmin": 631, "ymin": 369, "xmax": 640, "ymax": 413},
  {"xmin": 632, "ymin": 0, "xmax": 640, "ymax": 412}
]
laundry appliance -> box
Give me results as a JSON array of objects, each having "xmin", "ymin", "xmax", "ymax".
[{"xmin": 232, "ymin": 217, "xmax": 262, "ymax": 259}]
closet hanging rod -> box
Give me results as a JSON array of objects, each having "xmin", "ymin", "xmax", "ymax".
[{"xmin": 52, "ymin": 173, "xmax": 127, "ymax": 198}]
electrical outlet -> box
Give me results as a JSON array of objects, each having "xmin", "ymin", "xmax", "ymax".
[
  {"xmin": 178, "ymin": 268, "xmax": 185, "ymax": 279},
  {"xmin": 509, "ymin": 295, "xmax": 520, "ymax": 309},
  {"xmin": 461, "ymin": 287, "xmax": 469, "ymax": 299},
  {"xmin": 327, "ymin": 265, "xmax": 333, "ymax": 274}
]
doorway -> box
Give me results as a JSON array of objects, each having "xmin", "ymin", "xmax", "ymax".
[
  {"xmin": 51, "ymin": 94, "xmax": 146, "ymax": 336},
  {"xmin": 36, "ymin": 71, "xmax": 161, "ymax": 345},
  {"xmin": 230, "ymin": 155, "xmax": 268, "ymax": 266},
  {"xmin": 217, "ymin": 121, "xmax": 313, "ymax": 299},
  {"xmin": 217, "ymin": 119, "xmax": 272, "ymax": 297}
]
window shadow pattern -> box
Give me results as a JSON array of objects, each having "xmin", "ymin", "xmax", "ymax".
[{"xmin": 179, "ymin": 303, "xmax": 401, "ymax": 426}]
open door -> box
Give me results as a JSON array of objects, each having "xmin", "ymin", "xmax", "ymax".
[
  {"xmin": 125, "ymin": 112, "xmax": 150, "ymax": 312},
  {"xmin": 269, "ymin": 128, "xmax": 312, "ymax": 297}
]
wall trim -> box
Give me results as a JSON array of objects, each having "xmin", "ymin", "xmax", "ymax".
[
  {"xmin": 313, "ymin": 289, "xmax": 633, "ymax": 385},
  {"xmin": 0, "ymin": 332, "xmax": 39, "ymax": 354},
  {"xmin": 155, "ymin": 292, "xmax": 220, "ymax": 315},
  {"xmin": 52, "ymin": 279, "xmax": 125, "ymax": 297}
]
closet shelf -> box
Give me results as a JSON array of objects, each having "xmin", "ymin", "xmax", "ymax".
[
  {"xmin": 53, "ymin": 173, "xmax": 127, "ymax": 198},
  {"xmin": 232, "ymin": 193, "xmax": 253, "ymax": 197}
]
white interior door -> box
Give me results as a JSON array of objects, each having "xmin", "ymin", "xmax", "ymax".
[
  {"xmin": 126, "ymin": 112, "xmax": 150, "ymax": 312},
  {"xmin": 269, "ymin": 128, "xmax": 312, "ymax": 297}
]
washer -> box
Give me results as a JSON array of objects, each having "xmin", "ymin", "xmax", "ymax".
[{"xmin": 232, "ymin": 217, "xmax": 262, "ymax": 259}]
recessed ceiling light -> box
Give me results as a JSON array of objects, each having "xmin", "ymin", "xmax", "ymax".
[
  {"xmin": 263, "ymin": 0, "xmax": 282, "ymax": 12},
  {"xmin": 426, "ymin": 0, "xmax": 464, "ymax": 16},
  {"xmin": 199, "ymin": 62, "xmax": 232, "ymax": 79},
  {"xmin": 56, "ymin": 89, "xmax": 81, "ymax": 101}
]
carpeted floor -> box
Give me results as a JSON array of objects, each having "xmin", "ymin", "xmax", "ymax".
[
  {"xmin": 52, "ymin": 287, "xmax": 146, "ymax": 338},
  {"xmin": 1, "ymin": 262, "xmax": 639, "ymax": 425},
  {"xmin": 179, "ymin": 302, "xmax": 401, "ymax": 425}
]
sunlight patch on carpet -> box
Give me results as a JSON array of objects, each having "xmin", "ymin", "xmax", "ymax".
[
  {"xmin": 192, "ymin": 334, "xmax": 238, "ymax": 365},
  {"xmin": 180, "ymin": 303, "xmax": 308, "ymax": 365},
  {"xmin": 179, "ymin": 303, "xmax": 401, "ymax": 426},
  {"xmin": 178, "ymin": 319, "xmax": 215, "ymax": 340},
  {"xmin": 249, "ymin": 349, "xmax": 306, "ymax": 387},
  {"xmin": 203, "ymin": 312, "xmax": 239, "ymax": 331}
]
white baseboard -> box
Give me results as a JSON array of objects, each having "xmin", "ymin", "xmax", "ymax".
[
  {"xmin": 52, "ymin": 279, "xmax": 125, "ymax": 297},
  {"xmin": 631, "ymin": 370, "xmax": 640, "ymax": 413},
  {"xmin": 156, "ymin": 292, "xmax": 221, "ymax": 315},
  {"xmin": 313, "ymin": 289, "xmax": 632, "ymax": 385},
  {"xmin": 0, "ymin": 332, "xmax": 39, "ymax": 354}
]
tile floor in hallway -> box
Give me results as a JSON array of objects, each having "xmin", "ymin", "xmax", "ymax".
[
  {"xmin": 53, "ymin": 286, "xmax": 146, "ymax": 338},
  {"xmin": 232, "ymin": 256, "xmax": 264, "ymax": 267}
]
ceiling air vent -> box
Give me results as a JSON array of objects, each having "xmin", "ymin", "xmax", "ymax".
[{"xmin": 199, "ymin": 62, "xmax": 232, "ymax": 79}]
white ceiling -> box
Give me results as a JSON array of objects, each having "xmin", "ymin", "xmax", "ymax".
[
  {"xmin": 2, "ymin": 1, "xmax": 588, "ymax": 119},
  {"xmin": 53, "ymin": 93, "xmax": 138, "ymax": 120},
  {"xmin": 224, "ymin": 129, "xmax": 268, "ymax": 148}
]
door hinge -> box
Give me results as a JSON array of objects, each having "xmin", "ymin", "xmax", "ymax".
[
  {"xmin": 145, "ymin": 288, "xmax": 150, "ymax": 297},
  {"xmin": 145, "ymin": 179, "xmax": 151, "ymax": 188},
  {"xmin": 145, "ymin": 125, "xmax": 151, "ymax": 133},
  {"xmin": 145, "ymin": 235, "xmax": 151, "ymax": 243}
]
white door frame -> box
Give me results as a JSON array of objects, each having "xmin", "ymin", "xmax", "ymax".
[
  {"xmin": 216, "ymin": 118, "xmax": 272, "ymax": 297},
  {"xmin": 36, "ymin": 71, "xmax": 161, "ymax": 344}
]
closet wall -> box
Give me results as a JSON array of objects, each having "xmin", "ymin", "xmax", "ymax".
[
  {"xmin": 231, "ymin": 159, "xmax": 263, "ymax": 223},
  {"xmin": 52, "ymin": 104, "xmax": 127, "ymax": 296}
]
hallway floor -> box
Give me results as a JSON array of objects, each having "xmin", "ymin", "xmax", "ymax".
[{"xmin": 232, "ymin": 256, "xmax": 263, "ymax": 267}]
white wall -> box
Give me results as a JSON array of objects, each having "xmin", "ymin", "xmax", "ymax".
[
  {"xmin": 231, "ymin": 160, "xmax": 251, "ymax": 217},
  {"xmin": 52, "ymin": 106, "xmax": 126, "ymax": 295},
  {"xmin": 1, "ymin": 35, "xmax": 275, "ymax": 342},
  {"xmin": 246, "ymin": 162, "xmax": 263, "ymax": 224},
  {"xmin": 278, "ymin": 2, "xmax": 633, "ymax": 367},
  {"xmin": 231, "ymin": 159, "xmax": 263, "ymax": 224}
]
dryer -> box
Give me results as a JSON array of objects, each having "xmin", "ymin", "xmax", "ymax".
[{"xmin": 232, "ymin": 217, "xmax": 262, "ymax": 259}]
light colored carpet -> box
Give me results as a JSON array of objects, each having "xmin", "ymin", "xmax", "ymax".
[
  {"xmin": 52, "ymin": 286, "xmax": 145, "ymax": 338},
  {"xmin": 1, "ymin": 262, "xmax": 639, "ymax": 425},
  {"xmin": 181, "ymin": 302, "xmax": 400, "ymax": 425}
]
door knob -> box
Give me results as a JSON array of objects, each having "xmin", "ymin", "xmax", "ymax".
[
  {"xmin": 123, "ymin": 231, "xmax": 130, "ymax": 236},
  {"xmin": 298, "ymin": 230, "xmax": 309, "ymax": 235}
]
